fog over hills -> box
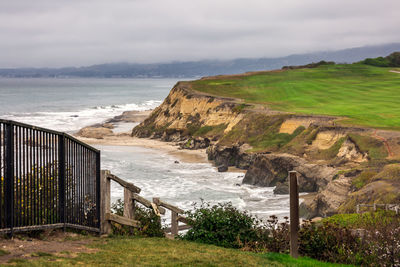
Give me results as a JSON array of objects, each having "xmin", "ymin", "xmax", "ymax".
[{"xmin": 1, "ymin": 43, "xmax": 399, "ymax": 78}]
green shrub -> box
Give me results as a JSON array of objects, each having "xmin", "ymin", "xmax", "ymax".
[
  {"xmin": 181, "ymin": 200, "xmax": 400, "ymax": 266},
  {"xmin": 299, "ymin": 221, "xmax": 363, "ymax": 264},
  {"xmin": 362, "ymin": 57, "xmax": 390, "ymax": 67},
  {"xmin": 387, "ymin": 52, "xmax": 400, "ymax": 66},
  {"xmin": 111, "ymin": 199, "xmax": 164, "ymax": 237},
  {"xmin": 351, "ymin": 170, "xmax": 377, "ymax": 189},
  {"xmin": 182, "ymin": 201, "xmax": 259, "ymax": 248},
  {"xmin": 249, "ymin": 126, "xmax": 305, "ymax": 152},
  {"xmin": 348, "ymin": 133, "xmax": 387, "ymax": 160},
  {"xmin": 313, "ymin": 137, "xmax": 346, "ymax": 160},
  {"xmin": 362, "ymin": 52, "xmax": 400, "ymax": 67},
  {"xmin": 322, "ymin": 211, "xmax": 399, "ymax": 228},
  {"xmin": 194, "ymin": 125, "xmax": 214, "ymax": 136},
  {"xmin": 373, "ymin": 164, "xmax": 400, "ymax": 182},
  {"xmin": 193, "ymin": 123, "xmax": 227, "ymax": 138},
  {"xmin": 0, "ymin": 249, "xmax": 10, "ymax": 256},
  {"xmin": 232, "ymin": 103, "xmax": 246, "ymax": 113}
]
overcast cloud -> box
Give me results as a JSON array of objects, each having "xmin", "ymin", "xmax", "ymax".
[{"xmin": 0, "ymin": 0, "xmax": 399, "ymax": 67}]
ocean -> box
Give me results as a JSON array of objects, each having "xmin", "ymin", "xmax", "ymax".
[{"xmin": 0, "ymin": 77, "xmax": 290, "ymax": 220}]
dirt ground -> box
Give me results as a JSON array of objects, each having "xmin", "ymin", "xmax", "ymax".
[{"xmin": 0, "ymin": 230, "xmax": 98, "ymax": 265}]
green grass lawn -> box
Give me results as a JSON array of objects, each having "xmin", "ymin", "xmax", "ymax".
[
  {"xmin": 191, "ymin": 64, "xmax": 400, "ymax": 130},
  {"xmin": 4, "ymin": 237, "xmax": 352, "ymax": 267}
]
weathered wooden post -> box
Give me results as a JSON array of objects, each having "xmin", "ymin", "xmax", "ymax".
[
  {"xmin": 171, "ymin": 211, "xmax": 178, "ymax": 236},
  {"xmin": 100, "ymin": 170, "xmax": 112, "ymax": 235},
  {"xmin": 124, "ymin": 188, "xmax": 135, "ymax": 235},
  {"xmin": 289, "ymin": 171, "xmax": 299, "ymax": 258},
  {"xmin": 153, "ymin": 197, "xmax": 161, "ymax": 208},
  {"xmin": 124, "ymin": 188, "xmax": 135, "ymax": 219}
]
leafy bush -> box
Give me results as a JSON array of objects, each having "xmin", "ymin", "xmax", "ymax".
[
  {"xmin": 253, "ymin": 215, "xmax": 290, "ymax": 253},
  {"xmin": 299, "ymin": 221, "xmax": 367, "ymax": 265},
  {"xmin": 351, "ymin": 171, "xmax": 377, "ymax": 190},
  {"xmin": 361, "ymin": 52, "xmax": 400, "ymax": 67},
  {"xmin": 193, "ymin": 123, "xmax": 227, "ymax": 138},
  {"xmin": 232, "ymin": 103, "xmax": 246, "ymax": 113},
  {"xmin": 282, "ymin": 60, "xmax": 335, "ymax": 70},
  {"xmin": 182, "ymin": 201, "xmax": 400, "ymax": 266},
  {"xmin": 387, "ymin": 52, "xmax": 400, "ymax": 66},
  {"xmin": 182, "ymin": 201, "xmax": 259, "ymax": 248},
  {"xmin": 362, "ymin": 57, "xmax": 391, "ymax": 67},
  {"xmin": 323, "ymin": 211, "xmax": 399, "ymax": 228},
  {"xmin": 111, "ymin": 199, "xmax": 164, "ymax": 237}
]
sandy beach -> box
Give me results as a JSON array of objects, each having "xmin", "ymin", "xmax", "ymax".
[
  {"xmin": 78, "ymin": 135, "xmax": 209, "ymax": 164},
  {"xmin": 75, "ymin": 108, "xmax": 210, "ymax": 164}
]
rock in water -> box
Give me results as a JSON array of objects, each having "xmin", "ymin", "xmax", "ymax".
[
  {"xmin": 217, "ymin": 165, "xmax": 228, "ymax": 172},
  {"xmin": 274, "ymin": 182, "xmax": 289, "ymax": 194},
  {"xmin": 76, "ymin": 127, "xmax": 113, "ymax": 139}
]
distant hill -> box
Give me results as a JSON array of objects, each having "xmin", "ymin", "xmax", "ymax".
[{"xmin": 1, "ymin": 43, "xmax": 400, "ymax": 78}]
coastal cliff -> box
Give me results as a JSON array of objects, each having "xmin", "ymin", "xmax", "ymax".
[
  {"xmin": 132, "ymin": 81, "xmax": 244, "ymax": 142},
  {"xmin": 132, "ymin": 77, "xmax": 400, "ymax": 219}
]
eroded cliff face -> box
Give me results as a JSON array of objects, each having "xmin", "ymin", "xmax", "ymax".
[
  {"xmin": 132, "ymin": 82, "xmax": 245, "ymax": 141},
  {"xmin": 132, "ymin": 82, "xmax": 400, "ymax": 219}
]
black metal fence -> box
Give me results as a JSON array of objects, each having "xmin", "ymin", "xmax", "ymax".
[{"xmin": 0, "ymin": 119, "xmax": 100, "ymax": 235}]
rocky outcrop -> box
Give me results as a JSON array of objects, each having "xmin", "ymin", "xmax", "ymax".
[
  {"xmin": 300, "ymin": 176, "xmax": 352, "ymax": 218},
  {"xmin": 336, "ymin": 138, "xmax": 368, "ymax": 163},
  {"xmin": 108, "ymin": 110, "xmax": 152, "ymax": 123},
  {"xmin": 206, "ymin": 145, "xmax": 256, "ymax": 170},
  {"xmin": 77, "ymin": 127, "xmax": 113, "ymax": 139},
  {"xmin": 243, "ymin": 153, "xmax": 337, "ymax": 192},
  {"xmin": 178, "ymin": 137, "xmax": 211, "ymax": 150},
  {"xmin": 132, "ymin": 82, "xmax": 246, "ymax": 141},
  {"xmin": 76, "ymin": 109, "xmax": 152, "ymax": 139}
]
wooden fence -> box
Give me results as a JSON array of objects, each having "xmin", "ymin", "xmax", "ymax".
[
  {"xmin": 100, "ymin": 170, "xmax": 191, "ymax": 236},
  {"xmin": 356, "ymin": 203, "xmax": 399, "ymax": 214}
]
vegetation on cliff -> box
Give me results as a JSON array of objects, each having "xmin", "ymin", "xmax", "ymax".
[
  {"xmin": 132, "ymin": 53, "xmax": 400, "ymax": 218},
  {"xmin": 191, "ymin": 62, "xmax": 400, "ymax": 130}
]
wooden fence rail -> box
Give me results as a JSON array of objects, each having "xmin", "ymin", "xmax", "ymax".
[
  {"xmin": 100, "ymin": 170, "xmax": 191, "ymax": 236},
  {"xmin": 356, "ymin": 203, "xmax": 399, "ymax": 214}
]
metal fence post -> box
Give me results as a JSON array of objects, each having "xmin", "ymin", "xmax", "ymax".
[
  {"xmin": 289, "ymin": 171, "xmax": 299, "ymax": 258},
  {"xmin": 58, "ymin": 134, "xmax": 66, "ymax": 230},
  {"xmin": 5, "ymin": 122, "xmax": 14, "ymax": 237},
  {"xmin": 96, "ymin": 152, "xmax": 101, "ymax": 229}
]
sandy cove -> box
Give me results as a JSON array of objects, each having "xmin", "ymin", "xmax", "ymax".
[
  {"xmin": 77, "ymin": 135, "xmax": 209, "ymax": 164},
  {"xmin": 78, "ymin": 135, "xmax": 247, "ymax": 176},
  {"xmin": 75, "ymin": 108, "xmax": 244, "ymax": 168},
  {"xmin": 75, "ymin": 109, "xmax": 208, "ymax": 164}
]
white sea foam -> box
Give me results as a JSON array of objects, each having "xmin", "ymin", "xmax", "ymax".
[
  {"xmin": 99, "ymin": 145, "xmax": 290, "ymax": 223},
  {"xmin": 2, "ymin": 100, "xmax": 161, "ymax": 133}
]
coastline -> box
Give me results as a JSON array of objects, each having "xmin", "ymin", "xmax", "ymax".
[
  {"xmin": 74, "ymin": 106, "xmax": 291, "ymax": 220},
  {"xmin": 77, "ymin": 135, "xmax": 208, "ymax": 164},
  {"xmin": 74, "ymin": 108, "xmax": 247, "ymax": 171},
  {"xmin": 74, "ymin": 108, "xmax": 208, "ymax": 164}
]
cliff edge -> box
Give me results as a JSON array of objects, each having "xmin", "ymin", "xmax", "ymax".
[{"xmin": 132, "ymin": 75, "xmax": 400, "ymax": 219}]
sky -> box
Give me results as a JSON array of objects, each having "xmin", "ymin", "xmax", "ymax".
[{"xmin": 1, "ymin": 0, "xmax": 399, "ymax": 68}]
